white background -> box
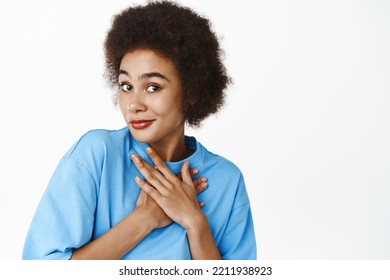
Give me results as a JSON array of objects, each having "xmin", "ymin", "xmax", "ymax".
[{"xmin": 0, "ymin": 0, "xmax": 389, "ymax": 260}]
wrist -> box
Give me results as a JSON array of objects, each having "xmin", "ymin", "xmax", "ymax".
[
  {"xmin": 131, "ymin": 207, "xmax": 158, "ymax": 233},
  {"xmin": 184, "ymin": 211, "xmax": 208, "ymax": 234}
]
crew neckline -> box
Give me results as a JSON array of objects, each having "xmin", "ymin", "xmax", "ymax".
[{"xmin": 129, "ymin": 131, "xmax": 200, "ymax": 174}]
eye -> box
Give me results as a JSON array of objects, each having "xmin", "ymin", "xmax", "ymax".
[
  {"xmin": 146, "ymin": 84, "xmax": 160, "ymax": 93},
  {"xmin": 120, "ymin": 83, "xmax": 133, "ymax": 92}
]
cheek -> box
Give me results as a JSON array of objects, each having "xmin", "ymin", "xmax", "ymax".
[
  {"xmin": 151, "ymin": 99, "xmax": 172, "ymax": 115},
  {"xmin": 152, "ymin": 95, "xmax": 183, "ymax": 116}
]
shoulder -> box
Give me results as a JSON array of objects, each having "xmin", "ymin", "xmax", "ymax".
[
  {"xmin": 195, "ymin": 139, "xmax": 250, "ymax": 210},
  {"xmin": 196, "ymin": 139, "xmax": 243, "ymax": 178},
  {"xmin": 63, "ymin": 127, "xmax": 129, "ymax": 160}
]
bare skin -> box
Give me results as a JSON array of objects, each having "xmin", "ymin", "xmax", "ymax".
[
  {"xmin": 70, "ymin": 169, "xmax": 207, "ymax": 260},
  {"xmin": 132, "ymin": 147, "xmax": 222, "ymax": 260},
  {"xmin": 72, "ymin": 49, "xmax": 222, "ymax": 259}
]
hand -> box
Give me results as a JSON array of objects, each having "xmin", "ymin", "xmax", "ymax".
[
  {"xmin": 135, "ymin": 173, "xmax": 206, "ymax": 229},
  {"xmin": 135, "ymin": 190, "xmax": 172, "ymax": 229},
  {"xmin": 131, "ymin": 147, "xmax": 207, "ymax": 230}
]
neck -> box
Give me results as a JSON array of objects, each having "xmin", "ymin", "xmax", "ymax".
[{"xmin": 149, "ymin": 126, "xmax": 193, "ymax": 162}]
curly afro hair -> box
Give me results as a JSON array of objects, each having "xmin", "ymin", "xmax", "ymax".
[{"xmin": 104, "ymin": 0, "xmax": 231, "ymax": 127}]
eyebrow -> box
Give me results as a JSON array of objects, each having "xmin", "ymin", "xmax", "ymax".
[{"xmin": 119, "ymin": 69, "xmax": 170, "ymax": 82}]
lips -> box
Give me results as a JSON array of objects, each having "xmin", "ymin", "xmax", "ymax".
[{"xmin": 129, "ymin": 119, "xmax": 155, "ymax": 129}]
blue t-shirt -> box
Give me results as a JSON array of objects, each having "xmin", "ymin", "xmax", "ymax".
[{"xmin": 22, "ymin": 127, "xmax": 256, "ymax": 259}]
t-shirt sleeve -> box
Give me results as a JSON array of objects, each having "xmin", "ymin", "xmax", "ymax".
[
  {"xmin": 22, "ymin": 157, "xmax": 97, "ymax": 260},
  {"xmin": 218, "ymin": 174, "xmax": 257, "ymax": 260}
]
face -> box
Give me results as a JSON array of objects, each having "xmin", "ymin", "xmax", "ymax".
[{"xmin": 118, "ymin": 49, "xmax": 185, "ymax": 146}]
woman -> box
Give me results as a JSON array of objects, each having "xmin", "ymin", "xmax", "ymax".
[{"xmin": 22, "ymin": 0, "xmax": 256, "ymax": 260}]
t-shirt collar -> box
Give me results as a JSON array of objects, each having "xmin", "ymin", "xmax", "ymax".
[{"xmin": 129, "ymin": 131, "xmax": 200, "ymax": 174}]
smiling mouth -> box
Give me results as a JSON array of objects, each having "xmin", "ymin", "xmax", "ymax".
[{"xmin": 129, "ymin": 119, "xmax": 155, "ymax": 129}]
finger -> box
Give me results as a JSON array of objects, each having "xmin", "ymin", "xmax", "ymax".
[
  {"xmin": 136, "ymin": 190, "xmax": 146, "ymax": 207},
  {"xmin": 194, "ymin": 180, "xmax": 208, "ymax": 195},
  {"xmin": 198, "ymin": 201, "xmax": 205, "ymax": 208},
  {"xmin": 142, "ymin": 159, "xmax": 173, "ymax": 190},
  {"xmin": 134, "ymin": 154, "xmax": 176, "ymax": 192},
  {"xmin": 146, "ymin": 147, "xmax": 179, "ymax": 183},
  {"xmin": 189, "ymin": 168, "xmax": 199, "ymax": 177},
  {"xmin": 131, "ymin": 154, "xmax": 169, "ymax": 195},
  {"xmin": 135, "ymin": 176, "xmax": 163, "ymax": 203},
  {"xmin": 177, "ymin": 169, "xmax": 198, "ymax": 181},
  {"xmin": 192, "ymin": 176, "xmax": 207, "ymax": 187},
  {"xmin": 181, "ymin": 161, "xmax": 193, "ymax": 186}
]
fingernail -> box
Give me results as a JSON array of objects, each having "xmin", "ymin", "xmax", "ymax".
[
  {"xmin": 201, "ymin": 182, "xmax": 208, "ymax": 188},
  {"xmin": 192, "ymin": 169, "xmax": 199, "ymax": 174},
  {"xmin": 135, "ymin": 176, "xmax": 141, "ymax": 183},
  {"xmin": 131, "ymin": 154, "xmax": 140, "ymax": 164},
  {"xmin": 201, "ymin": 177, "xmax": 207, "ymax": 182},
  {"xmin": 146, "ymin": 147, "xmax": 152, "ymax": 153}
]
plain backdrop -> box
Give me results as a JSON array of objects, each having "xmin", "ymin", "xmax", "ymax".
[{"xmin": 0, "ymin": 0, "xmax": 389, "ymax": 260}]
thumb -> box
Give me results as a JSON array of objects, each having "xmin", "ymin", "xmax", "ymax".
[{"xmin": 136, "ymin": 190, "xmax": 146, "ymax": 207}]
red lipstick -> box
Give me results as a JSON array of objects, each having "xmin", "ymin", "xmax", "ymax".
[{"xmin": 129, "ymin": 119, "xmax": 155, "ymax": 129}]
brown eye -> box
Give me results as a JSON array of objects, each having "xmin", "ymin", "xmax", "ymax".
[
  {"xmin": 120, "ymin": 83, "xmax": 133, "ymax": 92},
  {"xmin": 146, "ymin": 85, "xmax": 160, "ymax": 93}
]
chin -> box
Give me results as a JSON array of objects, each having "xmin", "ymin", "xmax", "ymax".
[
  {"xmin": 130, "ymin": 133, "xmax": 149, "ymax": 143},
  {"xmin": 129, "ymin": 128, "xmax": 154, "ymax": 144}
]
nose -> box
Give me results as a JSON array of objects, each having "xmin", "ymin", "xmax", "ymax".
[{"xmin": 127, "ymin": 92, "xmax": 146, "ymax": 113}]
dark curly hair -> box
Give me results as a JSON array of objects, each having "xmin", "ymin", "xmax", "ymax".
[{"xmin": 104, "ymin": 0, "xmax": 231, "ymax": 127}]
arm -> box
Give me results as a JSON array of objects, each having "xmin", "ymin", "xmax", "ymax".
[
  {"xmin": 184, "ymin": 210, "xmax": 222, "ymax": 260},
  {"xmin": 72, "ymin": 170, "xmax": 206, "ymax": 260},
  {"xmin": 218, "ymin": 173, "xmax": 257, "ymax": 259},
  {"xmin": 71, "ymin": 193, "xmax": 169, "ymax": 260},
  {"xmin": 132, "ymin": 147, "xmax": 221, "ymax": 260},
  {"xmin": 72, "ymin": 177, "xmax": 206, "ymax": 260}
]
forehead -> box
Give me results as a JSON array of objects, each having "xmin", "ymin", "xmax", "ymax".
[{"xmin": 119, "ymin": 49, "xmax": 177, "ymax": 75}]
